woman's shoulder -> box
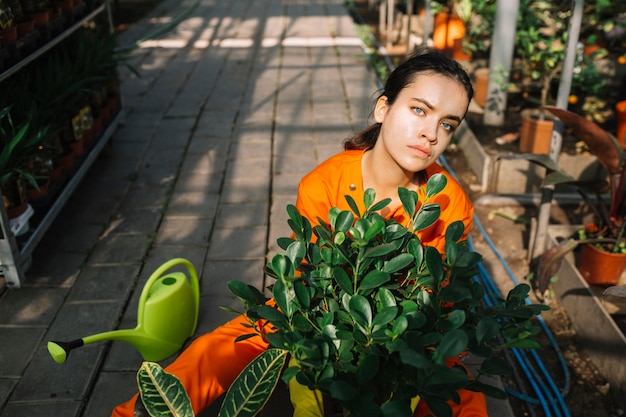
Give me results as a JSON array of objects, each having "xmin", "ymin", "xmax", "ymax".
[{"xmin": 300, "ymin": 149, "xmax": 364, "ymax": 184}]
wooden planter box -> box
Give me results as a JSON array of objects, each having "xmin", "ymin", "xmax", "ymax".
[
  {"xmin": 455, "ymin": 121, "xmax": 607, "ymax": 194},
  {"xmin": 547, "ymin": 225, "xmax": 626, "ymax": 409}
]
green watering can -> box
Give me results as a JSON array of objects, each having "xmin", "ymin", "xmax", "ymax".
[{"xmin": 47, "ymin": 258, "xmax": 200, "ymax": 364}]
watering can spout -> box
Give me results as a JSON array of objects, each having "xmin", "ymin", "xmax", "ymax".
[{"xmin": 47, "ymin": 258, "xmax": 200, "ymax": 364}]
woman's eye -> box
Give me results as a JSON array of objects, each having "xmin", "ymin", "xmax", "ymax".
[
  {"xmin": 412, "ymin": 107, "xmax": 425, "ymax": 115},
  {"xmin": 441, "ymin": 122, "xmax": 454, "ymax": 132}
]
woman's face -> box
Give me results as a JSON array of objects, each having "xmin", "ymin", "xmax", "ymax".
[{"xmin": 372, "ymin": 72, "xmax": 469, "ymax": 176}]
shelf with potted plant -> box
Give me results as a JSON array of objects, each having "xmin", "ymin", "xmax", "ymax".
[{"xmin": 0, "ymin": 10, "xmax": 123, "ymax": 288}]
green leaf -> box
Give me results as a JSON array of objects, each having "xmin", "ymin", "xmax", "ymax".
[
  {"xmin": 286, "ymin": 204, "xmax": 302, "ymax": 229},
  {"xmin": 228, "ymin": 281, "xmax": 266, "ymax": 305},
  {"xmin": 364, "ymin": 188, "xmax": 376, "ymax": 209},
  {"xmin": 363, "ymin": 243, "xmax": 397, "ymax": 258},
  {"xmin": 368, "ymin": 197, "xmax": 392, "ymax": 213},
  {"xmin": 349, "ymin": 295, "xmax": 372, "ymax": 329},
  {"xmin": 137, "ymin": 362, "xmax": 194, "ymax": 417},
  {"xmin": 372, "ymin": 306, "xmax": 398, "ymax": 327},
  {"xmin": 357, "ymin": 354, "xmax": 379, "ymax": 384},
  {"xmin": 359, "ymin": 270, "xmax": 390, "ymax": 291},
  {"xmin": 424, "ymin": 247, "xmax": 444, "ymax": 282},
  {"xmin": 398, "ymin": 187, "xmax": 417, "ymax": 217},
  {"xmin": 391, "ymin": 315, "xmax": 408, "ymax": 336},
  {"xmin": 382, "ymin": 253, "xmax": 414, "ymax": 273},
  {"xmin": 399, "ymin": 349, "xmax": 431, "ymax": 369},
  {"xmin": 333, "ymin": 267, "xmax": 354, "ymax": 295},
  {"xmin": 476, "ymin": 316, "xmax": 499, "ymax": 344},
  {"xmin": 363, "ymin": 218, "xmax": 386, "ymax": 241},
  {"xmin": 218, "ymin": 349, "xmax": 288, "ymax": 417},
  {"xmin": 381, "ymin": 399, "xmax": 413, "ymax": 417},
  {"xmin": 412, "ymin": 203, "xmax": 441, "ymax": 231},
  {"xmin": 345, "ymin": 194, "xmax": 361, "ymax": 217},
  {"xmin": 479, "ymin": 356, "xmax": 512, "ymax": 376},
  {"xmin": 329, "ymin": 380, "xmax": 359, "ymax": 401},
  {"xmin": 425, "ymin": 173, "xmax": 447, "ymax": 197},
  {"xmin": 294, "ymin": 280, "xmax": 312, "ymax": 310},
  {"xmin": 376, "ymin": 288, "xmax": 396, "ymax": 309},
  {"xmin": 335, "ymin": 210, "xmax": 355, "ymax": 233},
  {"xmin": 257, "ymin": 304, "xmax": 289, "ymax": 325},
  {"xmin": 445, "ymin": 221, "xmax": 465, "ymax": 244},
  {"xmin": 433, "ymin": 329, "xmax": 468, "ymax": 363}
]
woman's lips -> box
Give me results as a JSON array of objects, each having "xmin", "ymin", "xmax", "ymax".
[{"xmin": 408, "ymin": 144, "xmax": 431, "ymax": 158}]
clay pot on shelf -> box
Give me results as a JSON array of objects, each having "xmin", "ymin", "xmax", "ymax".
[
  {"xmin": 0, "ymin": 25, "xmax": 18, "ymax": 45},
  {"xmin": 433, "ymin": 12, "xmax": 466, "ymax": 54},
  {"xmin": 32, "ymin": 10, "xmax": 50, "ymax": 26},
  {"xmin": 519, "ymin": 108, "xmax": 555, "ymax": 154},
  {"xmin": 578, "ymin": 243, "xmax": 626, "ymax": 286},
  {"xmin": 16, "ymin": 18, "xmax": 35, "ymax": 37}
]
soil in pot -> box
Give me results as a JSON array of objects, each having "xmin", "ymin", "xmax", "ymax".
[{"xmin": 578, "ymin": 243, "xmax": 626, "ymax": 286}]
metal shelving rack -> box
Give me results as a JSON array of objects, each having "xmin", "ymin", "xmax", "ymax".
[{"xmin": 0, "ymin": 0, "xmax": 121, "ymax": 288}]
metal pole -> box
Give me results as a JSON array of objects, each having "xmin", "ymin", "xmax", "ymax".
[{"xmin": 530, "ymin": 0, "xmax": 585, "ymax": 261}]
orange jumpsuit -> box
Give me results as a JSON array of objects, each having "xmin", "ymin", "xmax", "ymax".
[{"xmin": 111, "ymin": 149, "xmax": 485, "ymax": 417}]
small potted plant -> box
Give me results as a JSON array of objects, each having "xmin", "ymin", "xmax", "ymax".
[
  {"xmin": 134, "ymin": 175, "xmax": 548, "ymax": 417},
  {"xmin": 514, "ymin": 0, "xmax": 569, "ymax": 154}
]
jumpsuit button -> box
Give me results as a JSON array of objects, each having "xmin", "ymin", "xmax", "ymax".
[{"xmin": 349, "ymin": 184, "xmax": 356, "ymax": 191}]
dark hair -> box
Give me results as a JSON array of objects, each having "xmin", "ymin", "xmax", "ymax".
[{"xmin": 344, "ymin": 47, "xmax": 473, "ymax": 150}]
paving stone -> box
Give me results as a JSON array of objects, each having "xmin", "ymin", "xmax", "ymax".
[
  {"xmin": 207, "ymin": 227, "xmax": 267, "ymax": 260},
  {"xmin": 0, "ymin": 287, "xmax": 67, "ymax": 326},
  {"xmin": 0, "ymin": 327, "xmax": 45, "ymax": 376},
  {"xmin": 0, "ymin": 400, "xmax": 82, "ymax": 417},
  {"xmin": 0, "ymin": 379, "xmax": 15, "ymax": 411},
  {"xmin": 166, "ymin": 190, "xmax": 219, "ymax": 218},
  {"xmin": 87, "ymin": 234, "xmax": 151, "ymax": 265},
  {"xmin": 9, "ymin": 345, "xmax": 105, "ymax": 402},
  {"xmin": 202, "ymin": 259, "xmax": 265, "ymax": 296},
  {"xmin": 83, "ymin": 371, "xmax": 139, "ymax": 417},
  {"xmin": 106, "ymin": 208, "xmax": 163, "ymax": 234},
  {"xmin": 66, "ymin": 264, "xmax": 142, "ymax": 302},
  {"xmin": 117, "ymin": 185, "xmax": 170, "ymax": 211},
  {"xmin": 173, "ymin": 172, "xmax": 224, "ymax": 194},
  {"xmin": 154, "ymin": 217, "xmax": 213, "ymax": 246},
  {"xmin": 215, "ymin": 201, "xmax": 269, "ymax": 229},
  {"xmin": 46, "ymin": 300, "xmax": 126, "ymax": 342}
]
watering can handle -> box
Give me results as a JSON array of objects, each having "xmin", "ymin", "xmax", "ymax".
[{"xmin": 137, "ymin": 258, "xmax": 200, "ymax": 334}]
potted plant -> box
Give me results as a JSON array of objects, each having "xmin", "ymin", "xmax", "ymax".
[
  {"xmin": 134, "ymin": 175, "xmax": 549, "ymax": 417},
  {"xmin": 514, "ymin": 0, "xmax": 569, "ymax": 154},
  {"xmin": 0, "ymin": 106, "xmax": 53, "ymax": 216},
  {"xmin": 527, "ymin": 106, "xmax": 626, "ymax": 292}
]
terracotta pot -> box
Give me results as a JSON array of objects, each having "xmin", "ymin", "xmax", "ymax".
[
  {"xmin": 26, "ymin": 179, "xmax": 50, "ymax": 202},
  {"xmin": 6, "ymin": 199, "xmax": 29, "ymax": 218},
  {"xmin": 615, "ymin": 100, "xmax": 626, "ymax": 148},
  {"xmin": 16, "ymin": 18, "xmax": 35, "ymax": 37},
  {"xmin": 55, "ymin": 152, "xmax": 74, "ymax": 171},
  {"xmin": 433, "ymin": 13, "xmax": 466, "ymax": 52},
  {"xmin": 0, "ymin": 25, "xmax": 18, "ymax": 44},
  {"xmin": 32, "ymin": 10, "xmax": 50, "ymax": 26},
  {"xmin": 70, "ymin": 139, "xmax": 84, "ymax": 157},
  {"xmin": 578, "ymin": 243, "xmax": 626, "ymax": 286},
  {"xmin": 519, "ymin": 109, "xmax": 555, "ymax": 154},
  {"xmin": 452, "ymin": 38, "xmax": 471, "ymax": 61},
  {"xmin": 473, "ymin": 68, "xmax": 489, "ymax": 108}
]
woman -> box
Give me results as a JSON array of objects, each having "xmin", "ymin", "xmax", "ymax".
[{"xmin": 112, "ymin": 47, "xmax": 486, "ymax": 417}]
